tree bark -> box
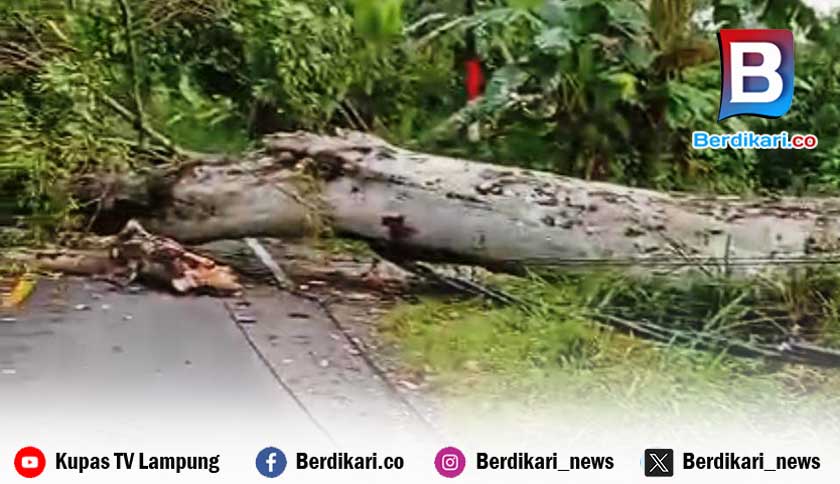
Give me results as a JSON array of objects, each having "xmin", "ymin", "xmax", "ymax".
[{"xmin": 77, "ymin": 130, "xmax": 840, "ymax": 278}]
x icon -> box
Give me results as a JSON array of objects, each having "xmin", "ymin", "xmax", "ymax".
[{"xmin": 644, "ymin": 449, "xmax": 674, "ymax": 477}]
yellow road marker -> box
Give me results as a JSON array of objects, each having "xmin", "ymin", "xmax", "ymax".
[{"xmin": 1, "ymin": 275, "xmax": 37, "ymax": 309}]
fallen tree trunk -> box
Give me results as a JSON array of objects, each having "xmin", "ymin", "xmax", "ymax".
[{"xmin": 76, "ymin": 130, "xmax": 840, "ymax": 277}]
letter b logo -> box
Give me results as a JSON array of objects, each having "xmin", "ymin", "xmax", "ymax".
[{"xmin": 718, "ymin": 29, "xmax": 794, "ymax": 120}]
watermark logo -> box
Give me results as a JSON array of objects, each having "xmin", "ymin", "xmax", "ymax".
[
  {"xmin": 718, "ymin": 29, "xmax": 794, "ymax": 120},
  {"xmin": 256, "ymin": 447, "xmax": 287, "ymax": 478},
  {"xmin": 15, "ymin": 446, "xmax": 46, "ymax": 478},
  {"xmin": 435, "ymin": 446, "xmax": 466, "ymax": 478},
  {"xmin": 692, "ymin": 131, "xmax": 817, "ymax": 150}
]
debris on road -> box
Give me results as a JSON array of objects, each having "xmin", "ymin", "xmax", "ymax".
[
  {"xmin": 3, "ymin": 221, "xmax": 242, "ymax": 296},
  {"xmin": 398, "ymin": 380, "xmax": 420, "ymax": 391},
  {"xmin": 234, "ymin": 313, "xmax": 258, "ymax": 324}
]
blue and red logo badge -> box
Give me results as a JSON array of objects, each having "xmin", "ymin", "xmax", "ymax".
[{"xmin": 717, "ymin": 29, "xmax": 794, "ymax": 120}]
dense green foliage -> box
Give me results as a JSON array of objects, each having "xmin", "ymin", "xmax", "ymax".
[
  {"xmin": 2, "ymin": 0, "xmax": 840, "ymax": 226},
  {"xmin": 429, "ymin": 0, "xmax": 840, "ymax": 193},
  {"xmin": 0, "ymin": 0, "xmax": 454, "ymax": 230}
]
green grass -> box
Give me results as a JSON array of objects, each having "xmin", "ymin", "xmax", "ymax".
[
  {"xmin": 315, "ymin": 237, "xmax": 376, "ymax": 258},
  {"xmin": 379, "ymin": 272, "xmax": 840, "ymax": 424}
]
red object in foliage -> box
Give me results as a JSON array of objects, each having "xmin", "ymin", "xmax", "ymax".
[{"xmin": 465, "ymin": 58, "xmax": 484, "ymax": 101}]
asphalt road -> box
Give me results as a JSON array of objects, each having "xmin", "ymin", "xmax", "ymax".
[{"xmin": 0, "ymin": 277, "xmax": 432, "ymax": 452}]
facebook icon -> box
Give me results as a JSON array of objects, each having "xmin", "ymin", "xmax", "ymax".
[{"xmin": 256, "ymin": 447, "xmax": 287, "ymax": 478}]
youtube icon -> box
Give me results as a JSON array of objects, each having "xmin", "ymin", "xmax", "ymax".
[{"xmin": 15, "ymin": 447, "xmax": 46, "ymax": 478}]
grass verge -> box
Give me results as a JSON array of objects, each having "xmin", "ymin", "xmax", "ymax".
[{"xmin": 380, "ymin": 271, "xmax": 840, "ymax": 423}]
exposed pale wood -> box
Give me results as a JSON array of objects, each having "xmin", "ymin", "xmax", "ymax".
[{"xmin": 3, "ymin": 221, "xmax": 240, "ymax": 294}]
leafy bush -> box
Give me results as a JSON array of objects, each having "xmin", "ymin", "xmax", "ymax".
[
  {"xmin": 0, "ymin": 0, "xmax": 457, "ymax": 229},
  {"xmin": 753, "ymin": 20, "xmax": 840, "ymax": 191}
]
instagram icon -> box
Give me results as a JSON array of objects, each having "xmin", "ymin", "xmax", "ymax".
[{"xmin": 434, "ymin": 446, "xmax": 466, "ymax": 478}]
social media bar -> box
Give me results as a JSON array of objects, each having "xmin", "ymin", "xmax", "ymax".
[{"xmin": 9, "ymin": 445, "xmax": 827, "ymax": 479}]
